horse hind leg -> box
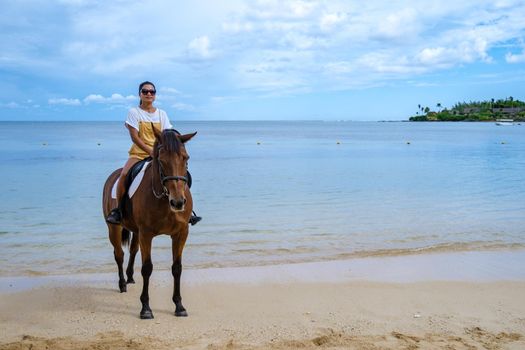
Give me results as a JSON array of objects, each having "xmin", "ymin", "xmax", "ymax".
[
  {"xmin": 108, "ymin": 224, "xmax": 127, "ymax": 293},
  {"xmin": 126, "ymin": 230, "xmax": 139, "ymax": 284}
]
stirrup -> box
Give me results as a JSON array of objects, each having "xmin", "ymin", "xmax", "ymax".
[
  {"xmin": 189, "ymin": 211, "xmax": 202, "ymax": 226},
  {"xmin": 106, "ymin": 208, "xmax": 122, "ymax": 225}
]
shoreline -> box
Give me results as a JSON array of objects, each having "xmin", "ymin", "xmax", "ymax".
[
  {"xmin": 2, "ymin": 250, "xmax": 525, "ymax": 349},
  {"xmin": 4, "ymin": 241, "xmax": 525, "ymax": 278},
  {"xmin": 2, "ymin": 249, "xmax": 525, "ymax": 293}
]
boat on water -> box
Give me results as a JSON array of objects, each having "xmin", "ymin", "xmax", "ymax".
[{"xmin": 495, "ymin": 119, "xmax": 514, "ymax": 126}]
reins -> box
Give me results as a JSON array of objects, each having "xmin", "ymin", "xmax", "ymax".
[{"xmin": 151, "ymin": 146, "xmax": 187, "ymax": 199}]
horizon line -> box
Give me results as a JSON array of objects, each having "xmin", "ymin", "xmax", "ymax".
[{"xmin": 0, "ymin": 119, "xmax": 404, "ymax": 123}]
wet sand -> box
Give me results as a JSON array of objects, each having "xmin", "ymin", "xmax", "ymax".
[{"xmin": 1, "ymin": 251, "xmax": 525, "ymax": 349}]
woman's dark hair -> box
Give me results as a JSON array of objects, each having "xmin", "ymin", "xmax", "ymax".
[{"xmin": 139, "ymin": 81, "xmax": 156, "ymax": 105}]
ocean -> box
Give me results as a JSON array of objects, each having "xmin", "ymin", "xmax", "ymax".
[{"xmin": 1, "ymin": 121, "xmax": 524, "ymax": 276}]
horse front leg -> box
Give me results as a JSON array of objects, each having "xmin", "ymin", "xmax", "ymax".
[
  {"xmin": 139, "ymin": 234, "xmax": 154, "ymax": 319},
  {"xmin": 172, "ymin": 232, "xmax": 189, "ymax": 317},
  {"xmin": 108, "ymin": 224, "xmax": 127, "ymax": 293},
  {"xmin": 126, "ymin": 230, "xmax": 139, "ymax": 284}
]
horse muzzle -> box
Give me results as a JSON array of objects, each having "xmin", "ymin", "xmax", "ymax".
[{"xmin": 169, "ymin": 197, "xmax": 187, "ymax": 212}]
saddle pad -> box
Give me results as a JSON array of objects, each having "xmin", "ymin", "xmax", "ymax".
[{"xmin": 111, "ymin": 161, "xmax": 151, "ymax": 199}]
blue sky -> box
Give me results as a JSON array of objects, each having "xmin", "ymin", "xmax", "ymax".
[{"xmin": 1, "ymin": 0, "xmax": 525, "ymax": 121}]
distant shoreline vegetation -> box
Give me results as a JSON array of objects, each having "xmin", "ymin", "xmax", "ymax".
[{"xmin": 409, "ymin": 97, "xmax": 525, "ymax": 122}]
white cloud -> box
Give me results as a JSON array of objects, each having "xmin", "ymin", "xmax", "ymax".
[
  {"xmin": 1, "ymin": 101, "xmax": 20, "ymax": 108},
  {"xmin": 280, "ymin": 32, "xmax": 321, "ymax": 50},
  {"xmin": 324, "ymin": 61, "xmax": 354, "ymax": 74},
  {"xmin": 222, "ymin": 21, "xmax": 254, "ymax": 33},
  {"xmin": 289, "ymin": 0, "xmax": 316, "ymax": 18},
  {"xmin": 417, "ymin": 47, "xmax": 448, "ymax": 65},
  {"xmin": 1, "ymin": 100, "xmax": 43, "ymax": 109},
  {"xmin": 506, "ymin": 50, "xmax": 525, "ymax": 63},
  {"xmin": 48, "ymin": 98, "xmax": 82, "ymax": 106},
  {"xmin": 160, "ymin": 87, "xmax": 182, "ymax": 95},
  {"xmin": 373, "ymin": 8, "xmax": 420, "ymax": 40},
  {"xmin": 83, "ymin": 94, "xmax": 105, "ymax": 104},
  {"xmin": 188, "ymin": 36, "xmax": 212, "ymax": 59},
  {"xmin": 83, "ymin": 94, "xmax": 136, "ymax": 104},
  {"xmin": 248, "ymin": 0, "xmax": 317, "ymax": 20},
  {"xmin": 319, "ymin": 12, "xmax": 347, "ymax": 32},
  {"xmin": 357, "ymin": 52, "xmax": 423, "ymax": 75}
]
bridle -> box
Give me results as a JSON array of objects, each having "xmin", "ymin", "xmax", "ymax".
[{"xmin": 151, "ymin": 146, "xmax": 188, "ymax": 199}]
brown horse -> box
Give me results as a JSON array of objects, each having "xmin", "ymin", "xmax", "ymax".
[{"xmin": 102, "ymin": 128, "xmax": 197, "ymax": 319}]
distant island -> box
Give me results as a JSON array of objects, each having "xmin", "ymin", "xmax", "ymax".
[{"xmin": 409, "ymin": 97, "xmax": 525, "ymax": 122}]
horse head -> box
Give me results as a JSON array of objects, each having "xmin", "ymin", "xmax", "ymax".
[{"xmin": 152, "ymin": 127, "xmax": 197, "ymax": 213}]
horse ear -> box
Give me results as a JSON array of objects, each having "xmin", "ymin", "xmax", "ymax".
[
  {"xmin": 151, "ymin": 123, "xmax": 162, "ymax": 142},
  {"xmin": 179, "ymin": 132, "xmax": 197, "ymax": 144}
]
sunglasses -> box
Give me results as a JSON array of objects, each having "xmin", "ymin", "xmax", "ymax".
[{"xmin": 141, "ymin": 89, "xmax": 156, "ymax": 95}]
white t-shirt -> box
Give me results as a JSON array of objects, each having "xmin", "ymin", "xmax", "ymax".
[
  {"xmin": 125, "ymin": 107, "xmax": 174, "ymax": 159},
  {"xmin": 125, "ymin": 107, "xmax": 173, "ymax": 131}
]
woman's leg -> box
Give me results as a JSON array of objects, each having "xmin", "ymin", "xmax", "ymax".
[
  {"xmin": 116, "ymin": 158, "xmax": 141, "ymax": 203},
  {"xmin": 106, "ymin": 158, "xmax": 141, "ymax": 224}
]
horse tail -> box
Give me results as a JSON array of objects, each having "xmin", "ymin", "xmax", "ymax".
[{"xmin": 122, "ymin": 228, "xmax": 131, "ymax": 248}]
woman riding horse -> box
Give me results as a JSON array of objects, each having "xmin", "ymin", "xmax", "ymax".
[
  {"xmin": 102, "ymin": 81, "xmax": 199, "ymax": 319},
  {"xmin": 105, "ymin": 81, "xmax": 201, "ymax": 226}
]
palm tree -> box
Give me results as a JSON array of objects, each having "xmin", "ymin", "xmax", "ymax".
[{"xmin": 436, "ymin": 102, "xmax": 442, "ymax": 112}]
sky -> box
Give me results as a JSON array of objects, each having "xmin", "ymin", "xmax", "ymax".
[{"xmin": 1, "ymin": 0, "xmax": 525, "ymax": 121}]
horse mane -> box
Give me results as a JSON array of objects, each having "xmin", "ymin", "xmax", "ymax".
[{"xmin": 156, "ymin": 129, "xmax": 182, "ymax": 155}]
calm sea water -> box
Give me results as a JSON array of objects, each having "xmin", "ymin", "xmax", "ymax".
[{"xmin": 1, "ymin": 121, "xmax": 524, "ymax": 276}]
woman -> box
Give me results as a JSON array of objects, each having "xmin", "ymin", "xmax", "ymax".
[{"xmin": 106, "ymin": 81, "xmax": 201, "ymax": 225}]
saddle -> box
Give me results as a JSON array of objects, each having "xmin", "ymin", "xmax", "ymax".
[
  {"xmin": 125, "ymin": 157, "xmax": 152, "ymax": 191},
  {"xmin": 110, "ymin": 157, "xmax": 152, "ymax": 200}
]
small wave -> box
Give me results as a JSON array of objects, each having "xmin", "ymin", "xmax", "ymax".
[
  {"xmin": 186, "ymin": 242, "xmax": 221, "ymax": 248},
  {"xmin": 232, "ymin": 248, "xmax": 267, "ymax": 255},
  {"xmin": 21, "ymin": 270, "xmax": 49, "ymax": 277},
  {"xmin": 236, "ymin": 239, "xmax": 273, "ymax": 245},
  {"xmin": 332, "ymin": 241, "xmax": 525, "ymax": 259},
  {"xmin": 22, "ymin": 222, "xmax": 54, "ymax": 228},
  {"xmin": 228, "ymin": 229, "xmax": 277, "ymax": 235},
  {"xmin": 388, "ymin": 234, "xmax": 440, "ymax": 244},
  {"xmin": 233, "ymin": 246, "xmax": 319, "ymax": 255}
]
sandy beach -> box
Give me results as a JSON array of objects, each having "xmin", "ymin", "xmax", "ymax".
[{"xmin": 1, "ymin": 251, "xmax": 525, "ymax": 349}]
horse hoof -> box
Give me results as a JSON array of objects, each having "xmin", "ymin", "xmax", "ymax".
[
  {"xmin": 119, "ymin": 282, "xmax": 127, "ymax": 293},
  {"xmin": 140, "ymin": 310, "xmax": 154, "ymax": 319},
  {"xmin": 127, "ymin": 278, "xmax": 135, "ymax": 284},
  {"xmin": 175, "ymin": 310, "xmax": 188, "ymax": 317}
]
